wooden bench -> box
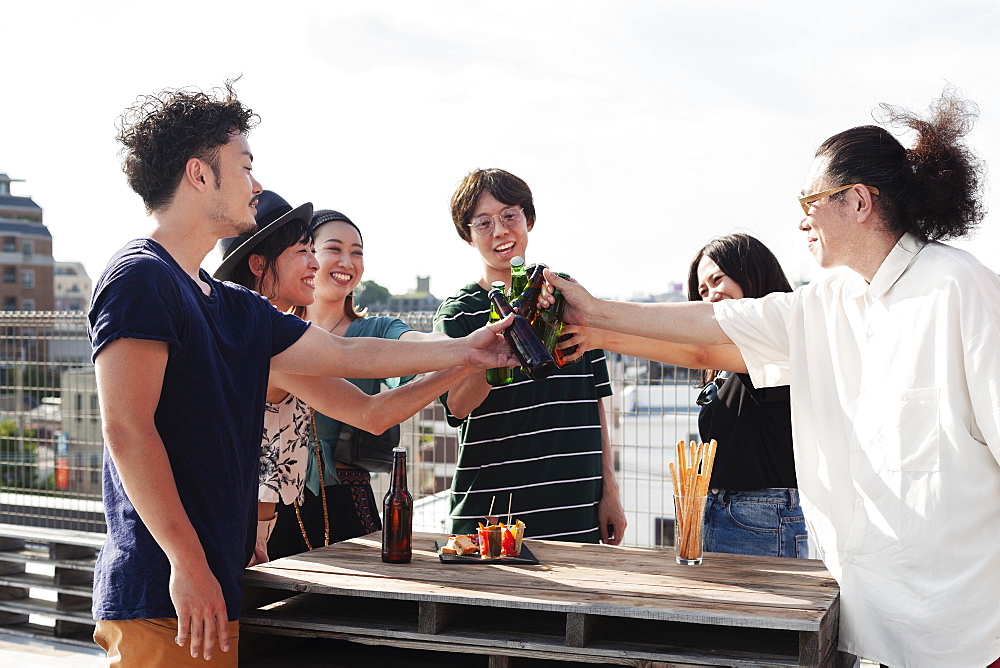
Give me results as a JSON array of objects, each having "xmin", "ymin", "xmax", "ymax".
[{"xmin": 0, "ymin": 523, "xmax": 104, "ymax": 647}]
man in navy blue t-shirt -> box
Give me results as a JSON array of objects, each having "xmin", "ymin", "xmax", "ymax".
[{"xmin": 89, "ymin": 81, "xmax": 515, "ymax": 665}]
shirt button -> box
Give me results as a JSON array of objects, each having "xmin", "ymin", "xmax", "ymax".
[{"xmin": 847, "ymin": 557, "xmax": 856, "ymax": 564}]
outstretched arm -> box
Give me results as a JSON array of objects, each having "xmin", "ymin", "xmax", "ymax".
[
  {"xmin": 95, "ymin": 338, "xmax": 230, "ymax": 662},
  {"xmin": 272, "ymin": 365, "xmax": 479, "ymax": 434},
  {"xmin": 271, "ymin": 316, "xmax": 516, "ymax": 378},
  {"xmin": 584, "ymin": 329, "xmax": 748, "ymax": 374},
  {"xmin": 544, "ymin": 270, "xmax": 731, "ymax": 345}
]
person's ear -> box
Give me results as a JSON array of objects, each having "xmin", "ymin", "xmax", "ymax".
[
  {"xmin": 853, "ymin": 185, "xmax": 875, "ymax": 224},
  {"xmin": 248, "ymin": 254, "xmax": 266, "ymax": 278},
  {"xmin": 526, "ymin": 216, "xmax": 535, "ymax": 232},
  {"xmin": 185, "ymin": 158, "xmax": 211, "ymax": 192}
]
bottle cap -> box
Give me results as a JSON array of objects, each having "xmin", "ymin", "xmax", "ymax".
[
  {"xmin": 491, "ymin": 281, "xmax": 506, "ymax": 289},
  {"xmin": 510, "ymin": 256, "xmax": 525, "ymax": 268},
  {"xmin": 392, "ymin": 447, "xmax": 406, "ymax": 454}
]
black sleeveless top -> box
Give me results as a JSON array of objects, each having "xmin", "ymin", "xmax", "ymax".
[{"xmin": 697, "ymin": 373, "xmax": 797, "ymax": 490}]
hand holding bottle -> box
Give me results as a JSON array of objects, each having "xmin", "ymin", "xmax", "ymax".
[
  {"xmin": 463, "ymin": 315, "xmax": 518, "ymax": 369},
  {"xmin": 541, "ymin": 269, "xmax": 596, "ymax": 327},
  {"xmin": 554, "ymin": 325, "xmax": 590, "ymax": 364}
]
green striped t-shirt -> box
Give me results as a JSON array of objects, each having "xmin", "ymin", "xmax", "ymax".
[{"xmin": 434, "ymin": 282, "xmax": 613, "ymax": 542}]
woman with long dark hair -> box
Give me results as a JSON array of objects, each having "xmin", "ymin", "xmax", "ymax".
[{"xmin": 582, "ymin": 233, "xmax": 806, "ymax": 557}]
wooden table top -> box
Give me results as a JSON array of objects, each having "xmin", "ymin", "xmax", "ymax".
[{"xmin": 246, "ymin": 532, "xmax": 838, "ymax": 633}]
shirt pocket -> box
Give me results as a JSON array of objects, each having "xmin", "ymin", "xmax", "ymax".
[{"xmin": 880, "ymin": 387, "xmax": 940, "ymax": 472}]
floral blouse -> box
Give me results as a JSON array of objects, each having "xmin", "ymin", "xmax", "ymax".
[{"xmin": 258, "ymin": 393, "xmax": 310, "ymax": 505}]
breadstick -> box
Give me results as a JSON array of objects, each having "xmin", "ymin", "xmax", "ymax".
[
  {"xmin": 676, "ymin": 440, "xmax": 687, "ymax": 488},
  {"xmin": 671, "ymin": 439, "xmax": 719, "ymax": 562}
]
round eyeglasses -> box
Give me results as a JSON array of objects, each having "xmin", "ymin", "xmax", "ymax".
[{"xmin": 467, "ymin": 207, "xmax": 525, "ymax": 236}]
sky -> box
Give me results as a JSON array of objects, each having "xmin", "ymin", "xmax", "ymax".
[{"xmin": 3, "ymin": 1, "xmax": 999, "ymax": 300}]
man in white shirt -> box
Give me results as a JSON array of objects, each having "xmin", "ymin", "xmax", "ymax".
[{"xmin": 547, "ymin": 91, "xmax": 1000, "ymax": 667}]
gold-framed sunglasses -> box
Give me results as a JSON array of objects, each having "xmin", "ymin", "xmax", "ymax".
[{"xmin": 798, "ymin": 184, "xmax": 879, "ymax": 214}]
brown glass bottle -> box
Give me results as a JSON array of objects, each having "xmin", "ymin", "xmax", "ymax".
[
  {"xmin": 511, "ymin": 262, "xmax": 547, "ymax": 325},
  {"xmin": 488, "ymin": 288, "xmax": 556, "ymax": 381},
  {"xmin": 382, "ymin": 447, "xmax": 413, "ymax": 563}
]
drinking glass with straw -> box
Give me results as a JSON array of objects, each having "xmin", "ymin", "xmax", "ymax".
[{"xmin": 668, "ymin": 439, "xmax": 717, "ymax": 565}]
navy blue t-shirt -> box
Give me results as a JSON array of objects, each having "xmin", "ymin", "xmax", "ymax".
[{"xmin": 88, "ymin": 239, "xmax": 310, "ymax": 621}]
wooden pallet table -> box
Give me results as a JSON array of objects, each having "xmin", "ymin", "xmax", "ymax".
[
  {"xmin": 0, "ymin": 523, "xmax": 103, "ymax": 648},
  {"xmin": 242, "ymin": 532, "xmax": 852, "ymax": 667}
]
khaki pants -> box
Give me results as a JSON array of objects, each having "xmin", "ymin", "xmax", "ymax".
[{"xmin": 94, "ymin": 617, "xmax": 239, "ymax": 667}]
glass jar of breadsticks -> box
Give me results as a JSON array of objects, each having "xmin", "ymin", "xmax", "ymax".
[{"xmin": 668, "ymin": 439, "xmax": 717, "ymax": 565}]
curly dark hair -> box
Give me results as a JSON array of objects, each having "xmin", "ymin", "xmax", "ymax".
[
  {"xmin": 815, "ymin": 87, "xmax": 986, "ymax": 242},
  {"xmin": 449, "ymin": 168, "xmax": 536, "ymax": 243},
  {"xmin": 115, "ymin": 79, "xmax": 260, "ymax": 213}
]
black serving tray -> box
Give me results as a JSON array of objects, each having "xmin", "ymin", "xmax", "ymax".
[{"xmin": 434, "ymin": 540, "xmax": 539, "ymax": 565}]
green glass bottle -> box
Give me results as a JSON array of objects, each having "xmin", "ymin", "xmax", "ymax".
[
  {"xmin": 485, "ymin": 281, "xmax": 514, "ymax": 386},
  {"xmin": 509, "ymin": 256, "xmax": 528, "ymax": 300},
  {"xmin": 533, "ymin": 274, "xmax": 565, "ymax": 357}
]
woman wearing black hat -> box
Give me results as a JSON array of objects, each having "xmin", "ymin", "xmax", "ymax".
[
  {"xmin": 267, "ymin": 208, "xmax": 457, "ymax": 558},
  {"xmin": 215, "ymin": 192, "xmax": 478, "ymax": 564}
]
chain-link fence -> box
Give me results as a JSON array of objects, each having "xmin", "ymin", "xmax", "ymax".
[{"xmin": 0, "ymin": 311, "xmax": 704, "ymax": 548}]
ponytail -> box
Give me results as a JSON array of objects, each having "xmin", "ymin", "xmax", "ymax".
[{"xmin": 816, "ymin": 87, "xmax": 985, "ymax": 241}]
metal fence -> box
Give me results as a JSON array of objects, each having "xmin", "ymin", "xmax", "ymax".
[{"xmin": 0, "ymin": 311, "xmax": 704, "ymax": 548}]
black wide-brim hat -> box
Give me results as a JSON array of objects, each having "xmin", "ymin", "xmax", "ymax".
[{"xmin": 213, "ymin": 190, "xmax": 313, "ymax": 282}]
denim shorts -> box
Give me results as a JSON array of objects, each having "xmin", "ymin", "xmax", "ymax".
[{"xmin": 702, "ymin": 488, "xmax": 809, "ymax": 559}]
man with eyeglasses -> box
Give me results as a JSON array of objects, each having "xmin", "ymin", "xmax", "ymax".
[
  {"xmin": 433, "ymin": 168, "xmax": 627, "ymax": 546},
  {"xmin": 544, "ymin": 91, "xmax": 1000, "ymax": 667}
]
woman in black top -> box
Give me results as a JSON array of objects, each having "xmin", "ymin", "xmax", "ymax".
[{"xmin": 581, "ymin": 233, "xmax": 807, "ymax": 557}]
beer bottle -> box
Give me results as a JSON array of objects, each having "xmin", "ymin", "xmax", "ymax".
[
  {"xmin": 533, "ymin": 275, "xmax": 565, "ymax": 358},
  {"xmin": 551, "ymin": 273, "xmax": 580, "ymax": 367},
  {"xmin": 485, "ymin": 281, "xmax": 514, "ymax": 386},
  {"xmin": 382, "ymin": 447, "xmax": 413, "ymax": 563},
  {"xmin": 488, "ymin": 287, "xmax": 556, "ymax": 381},
  {"xmin": 511, "ymin": 262, "xmax": 547, "ymax": 325},
  {"xmin": 509, "ymin": 256, "xmax": 528, "ymax": 300}
]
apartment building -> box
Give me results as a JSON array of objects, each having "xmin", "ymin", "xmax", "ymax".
[
  {"xmin": 0, "ymin": 173, "xmax": 54, "ymax": 312},
  {"xmin": 54, "ymin": 261, "xmax": 92, "ymax": 312}
]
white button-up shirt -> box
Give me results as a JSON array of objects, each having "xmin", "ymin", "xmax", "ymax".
[{"xmin": 715, "ymin": 234, "xmax": 1000, "ymax": 667}]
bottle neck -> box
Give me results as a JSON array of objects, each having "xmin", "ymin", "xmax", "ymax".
[
  {"xmin": 489, "ymin": 289, "xmax": 515, "ymax": 318},
  {"xmin": 391, "ymin": 453, "xmax": 408, "ymax": 489},
  {"xmin": 519, "ymin": 264, "xmax": 546, "ymax": 301}
]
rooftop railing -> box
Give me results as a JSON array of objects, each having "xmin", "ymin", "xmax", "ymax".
[{"xmin": 0, "ymin": 311, "xmax": 702, "ymax": 548}]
